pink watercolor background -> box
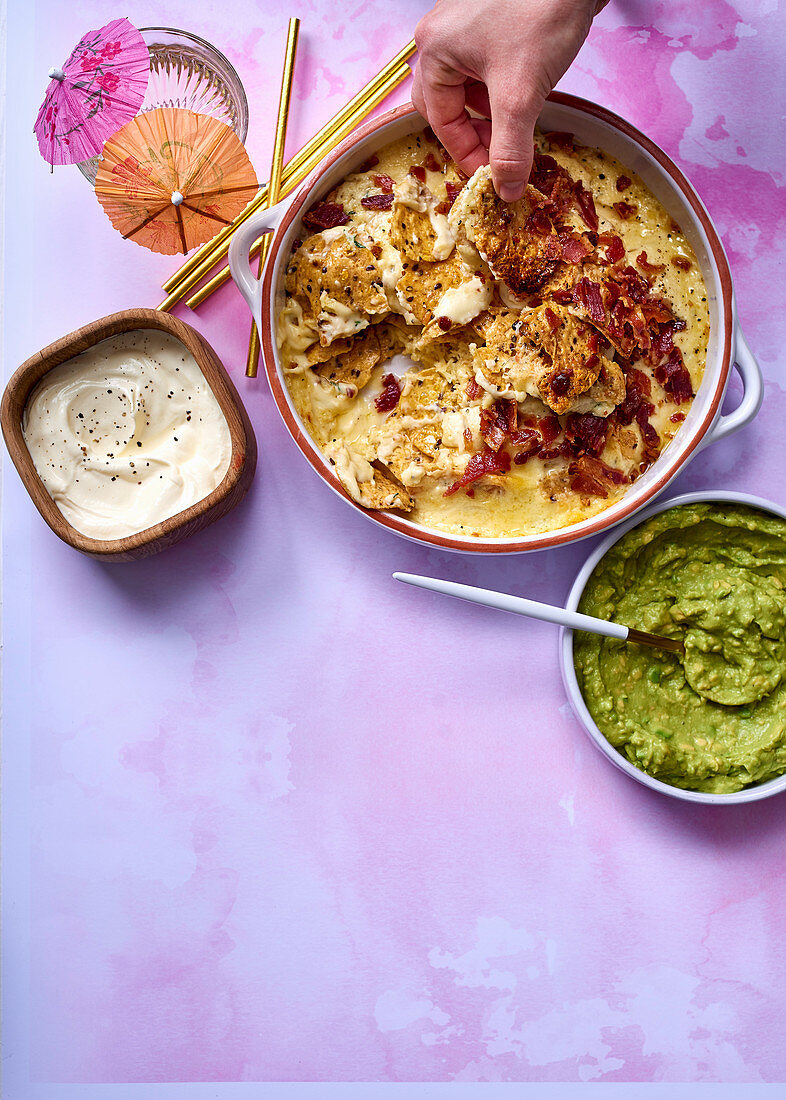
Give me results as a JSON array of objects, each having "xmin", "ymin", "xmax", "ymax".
[{"xmin": 3, "ymin": 0, "xmax": 786, "ymax": 1087}]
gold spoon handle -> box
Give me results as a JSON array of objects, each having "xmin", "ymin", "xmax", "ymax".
[{"xmin": 627, "ymin": 628, "xmax": 685, "ymax": 655}]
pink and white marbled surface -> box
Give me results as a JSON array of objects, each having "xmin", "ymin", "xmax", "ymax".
[{"xmin": 3, "ymin": 0, "xmax": 786, "ymax": 1087}]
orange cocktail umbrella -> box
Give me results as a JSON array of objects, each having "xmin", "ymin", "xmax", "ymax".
[{"xmin": 95, "ymin": 107, "xmax": 259, "ymax": 255}]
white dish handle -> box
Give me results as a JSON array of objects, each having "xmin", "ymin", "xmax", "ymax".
[
  {"xmin": 701, "ymin": 322, "xmax": 763, "ymax": 448},
  {"xmin": 227, "ymin": 197, "xmax": 291, "ymax": 334}
]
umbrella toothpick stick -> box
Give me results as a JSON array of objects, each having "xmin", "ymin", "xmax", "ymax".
[
  {"xmin": 156, "ymin": 40, "xmax": 416, "ymax": 312},
  {"xmin": 246, "ymin": 17, "xmax": 300, "ymax": 379}
]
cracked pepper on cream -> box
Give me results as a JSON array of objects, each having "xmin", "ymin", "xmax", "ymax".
[{"xmin": 23, "ymin": 329, "xmax": 231, "ymax": 540}]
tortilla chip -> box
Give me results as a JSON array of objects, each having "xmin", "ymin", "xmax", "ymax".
[
  {"xmin": 304, "ymin": 337, "xmax": 353, "ymax": 366},
  {"xmin": 395, "ymin": 255, "xmax": 467, "ymax": 328},
  {"xmin": 566, "ymin": 357, "xmax": 626, "ymax": 416},
  {"xmin": 471, "ymin": 307, "xmax": 543, "ymax": 398},
  {"xmin": 285, "ymin": 231, "xmax": 389, "ymax": 323},
  {"xmin": 390, "ymin": 203, "xmax": 443, "ymax": 264},
  {"xmin": 520, "ymin": 305, "xmax": 604, "ymax": 413},
  {"xmin": 359, "ymin": 462, "xmax": 414, "ymax": 512},
  {"xmin": 449, "ymin": 166, "xmax": 561, "ymax": 296},
  {"xmin": 315, "ymin": 326, "xmax": 397, "ymax": 393},
  {"xmin": 388, "ymin": 172, "xmax": 457, "ymax": 264}
]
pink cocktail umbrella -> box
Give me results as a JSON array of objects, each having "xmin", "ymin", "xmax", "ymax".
[{"xmin": 34, "ymin": 17, "xmax": 150, "ymax": 167}]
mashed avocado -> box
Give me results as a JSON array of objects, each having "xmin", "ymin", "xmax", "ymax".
[{"xmin": 574, "ymin": 503, "xmax": 786, "ymax": 793}]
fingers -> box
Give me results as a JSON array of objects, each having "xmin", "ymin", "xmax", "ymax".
[
  {"xmin": 487, "ymin": 78, "xmax": 541, "ymax": 201},
  {"xmin": 413, "ymin": 55, "xmax": 489, "ymax": 176},
  {"xmin": 464, "ymin": 80, "xmax": 491, "ymax": 119}
]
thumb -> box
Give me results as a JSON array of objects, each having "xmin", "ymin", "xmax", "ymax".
[{"xmin": 487, "ymin": 79, "xmax": 542, "ymax": 202}]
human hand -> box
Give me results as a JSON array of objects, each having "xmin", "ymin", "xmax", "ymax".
[{"xmin": 412, "ymin": 0, "xmax": 606, "ymax": 201}]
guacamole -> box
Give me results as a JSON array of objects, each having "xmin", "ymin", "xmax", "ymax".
[{"xmin": 574, "ymin": 503, "xmax": 786, "ymax": 793}]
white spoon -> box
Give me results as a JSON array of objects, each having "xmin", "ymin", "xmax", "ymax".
[{"xmin": 393, "ymin": 571, "xmax": 684, "ymax": 655}]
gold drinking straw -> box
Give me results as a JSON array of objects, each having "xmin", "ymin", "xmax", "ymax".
[
  {"xmin": 180, "ymin": 59, "xmax": 412, "ymax": 311},
  {"xmin": 246, "ymin": 17, "xmax": 299, "ymax": 378},
  {"xmin": 156, "ymin": 39, "xmax": 416, "ymax": 310}
]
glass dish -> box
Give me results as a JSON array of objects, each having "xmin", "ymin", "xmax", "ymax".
[{"xmin": 78, "ymin": 27, "xmax": 249, "ymax": 184}]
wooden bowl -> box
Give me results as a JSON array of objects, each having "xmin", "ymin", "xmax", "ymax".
[{"xmin": 1, "ymin": 308, "xmax": 257, "ymax": 561}]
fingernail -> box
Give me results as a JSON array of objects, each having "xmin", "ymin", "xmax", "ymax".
[{"xmin": 498, "ymin": 182, "xmax": 524, "ymax": 203}]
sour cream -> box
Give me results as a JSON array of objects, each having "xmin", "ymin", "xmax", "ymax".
[{"xmin": 23, "ymin": 329, "xmax": 232, "ymax": 540}]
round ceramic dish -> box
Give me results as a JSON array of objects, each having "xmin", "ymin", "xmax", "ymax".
[
  {"xmin": 560, "ymin": 490, "xmax": 786, "ymax": 804},
  {"xmin": 229, "ymin": 95, "xmax": 763, "ymax": 555}
]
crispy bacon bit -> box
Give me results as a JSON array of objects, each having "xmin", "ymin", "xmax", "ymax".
[
  {"xmin": 598, "ymin": 233, "xmax": 625, "ymax": 264},
  {"xmin": 466, "ymin": 377, "xmax": 482, "ymax": 400},
  {"xmin": 372, "ymin": 173, "xmax": 395, "ymax": 194},
  {"xmin": 616, "ymin": 368, "xmax": 654, "ymax": 427},
  {"xmin": 613, "ymin": 200, "xmax": 638, "ymax": 220},
  {"xmin": 444, "ymin": 447, "xmax": 512, "ymax": 496},
  {"xmin": 574, "ymin": 277, "xmax": 605, "ymax": 324},
  {"xmin": 649, "ymin": 323, "xmax": 674, "ymax": 362},
  {"xmin": 569, "ymin": 455, "xmax": 610, "ymax": 498},
  {"xmin": 544, "ymin": 307, "xmax": 561, "ymax": 334},
  {"xmin": 628, "ymin": 368, "xmax": 652, "ymax": 398},
  {"xmin": 671, "ymin": 255, "xmax": 692, "ymax": 271},
  {"xmin": 529, "ymin": 152, "xmax": 575, "ymax": 217},
  {"xmin": 291, "ymin": 237, "xmax": 302, "ymax": 253},
  {"xmin": 616, "ymin": 266, "xmax": 650, "ymax": 303},
  {"xmin": 648, "ymin": 318, "xmax": 685, "ymax": 363},
  {"xmin": 480, "ymin": 399, "xmax": 517, "ymax": 451},
  {"xmin": 422, "ymin": 152, "xmax": 441, "ymax": 173},
  {"xmin": 370, "ymin": 243, "xmax": 383, "ymax": 259},
  {"xmin": 360, "ymin": 154, "xmax": 379, "ymax": 171},
  {"xmin": 616, "ymin": 175, "xmax": 632, "ymax": 192},
  {"xmin": 537, "ymin": 415, "xmax": 562, "ymax": 446},
  {"xmin": 573, "ymin": 181, "xmax": 599, "ymax": 232},
  {"xmin": 512, "ymin": 429, "xmax": 540, "ymax": 464},
  {"xmin": 544, "ymin": 130, "xmax": 574, "ymax": 150},
  {"xmin": 566, "ymin": 413, "xmax": 609, "ymax": 457},
  {"xmin": 639, "ymin": 416, "xmax": 660, "ymax": 452},
  {"xmin": 437, "ymin": 316, "xmax": 453, "ymax": 331},
  {"xmin": 636, "ymin": 251, "xmax": 666, "ymax": 275},
  {"xmin": 302, "ymin": 201, "xmax": 350, "ymax": 231},
  {"xmin": 551, "ymin": 287, "xmax": 574, "ymax": 305},
  {"xmin": 655, "ymin": 347, "xmax": 694, "ymax": 404},
  {"xmin": 643, "ymin": 296, "xmax": 674, "ymax": 323},
  {"xmin": 527, "ymin": 209, "xmax": 553, "ymax": 236},
  {"xmin": 530, "ymin": 152, "xmax": 560, "ymax": 179},
  {"xmin": 560, "ymin": 233, "xmax": 594, "ymax": 264},
  {"xmin": 615, "ymin": 367, "xmax": 660, "ymax": 461},
  {"xmin": 539, "ymin": 439, "xmax": 575, "ymax": 461},
  {"xmin": 408, "ymin": 165, "xmax": 426, "ymax": 183},
  {"xmin": 445, "ymin": 181, "xmax": 463, "ymax": 205},
  {"xmin": 551, "ymin": 371, "xmax": 573, "ymax": 396},
  {"xmin": 670, "ymin": 411, "xmax": 686, "ymax": 423},
  {"xmin": 361, "ymin": 192, "xmax": 394, "ymax": 210},
  {"xmin": 374, "ymin": 374, "xmax": 401, "ymax": 413}
]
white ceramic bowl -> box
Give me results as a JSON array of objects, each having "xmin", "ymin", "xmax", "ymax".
[
  {"xmin": 560, "ymin": 490, "xmax": 786, "ymax": 804},
  {"xmin": 229, "ymin": 96, "xmax": 763, "ymax": 555}
]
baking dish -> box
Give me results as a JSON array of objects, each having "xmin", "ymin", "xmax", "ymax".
[{"xmin": 229, "ymin": 95, "xmax": 762, "ymax": 554}]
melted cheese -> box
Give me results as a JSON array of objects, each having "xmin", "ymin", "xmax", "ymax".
[
  {"xmin": 433, "ymin": 276, "xmax": 493, "ymax": 326},
  {"xmin": 277, "ymin": 130, "xmax": 710, "ymax": 540}
]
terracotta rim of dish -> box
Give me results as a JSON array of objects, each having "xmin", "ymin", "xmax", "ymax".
[{"xmin": 258, "ymin": 95, "xmax": 734, "ymax": 553}]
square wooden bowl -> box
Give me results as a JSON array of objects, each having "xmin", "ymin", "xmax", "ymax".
[{"xmin": 1, "ymin": 308, "xmax": 257, "ymax": 561}]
